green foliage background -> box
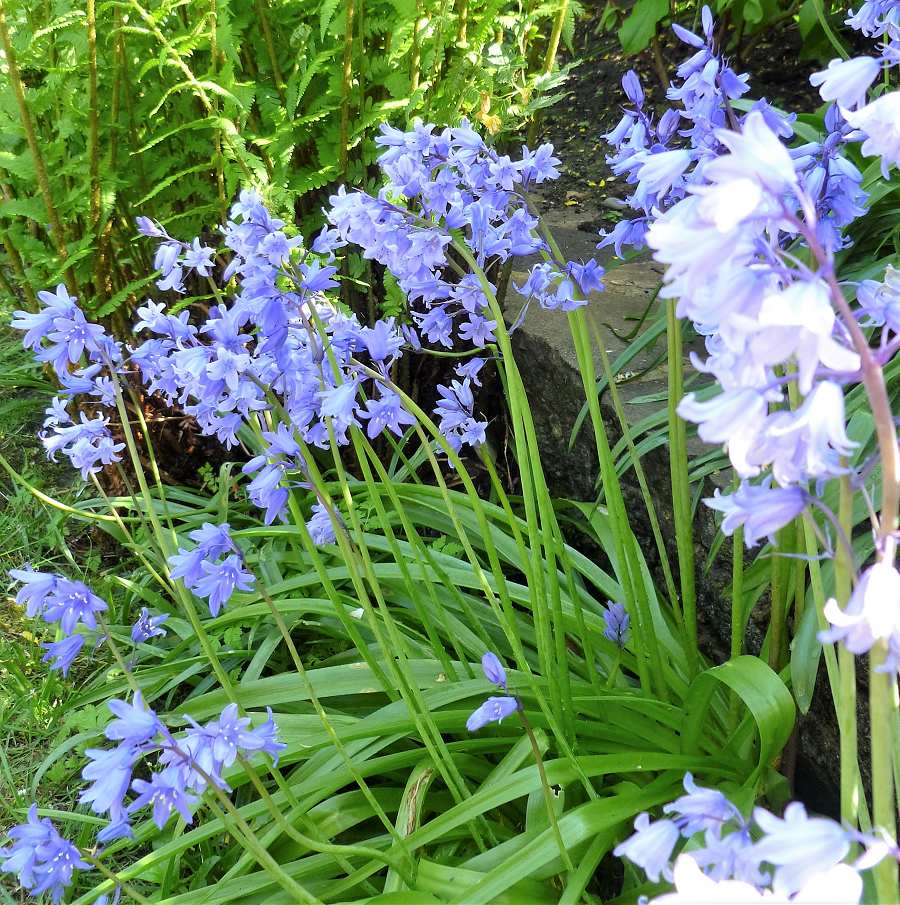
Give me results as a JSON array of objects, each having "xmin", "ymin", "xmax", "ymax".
[{"xmin": 0, "ymin": 0, "xmax": 573, "ymax": 319}]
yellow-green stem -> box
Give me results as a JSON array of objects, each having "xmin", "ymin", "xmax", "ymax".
[{"xmin": 870, "ymin": 640, "xmax": 899, "ymax": 903}]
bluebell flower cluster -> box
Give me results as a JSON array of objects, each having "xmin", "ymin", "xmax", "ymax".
[
  {"xmin": 615, "ymin": 772, "xmax": 893, "ymax": 900},
  {"xmin": 14, "ymin": 121, "xmax": 595, "ymax": 536},
  {"xmin": 8, "ymin": 566, "xmax": 175, "ymax": 677},
  {"xmin": 168, "ymin": 522, "xmax": 254, "ymax": 616},
  {"xmin": 79, "ymin": 692, "xmax": 286, "ymax": 836},
  {"xmin": 804, "ymin": 6, "xmax": 900, "ymax": 180},
  {"xmin": 11, "ymin": 285, "xmax": 126, "ymax": 479},
  {"xmin": 0, "ymin": 804, "xmax": 89, "ymax": 903},
  {"xmin": 9, "ymin": 566, "xmax": 109, "ymax": 676},
  {"xmin": 435, "ymin": 359, "xmax": 489, "ymax": 455},
  {"xmin": 131, "ymin": 607, "xmax": 169, "ymax": 644},
  {"xmin": 136, "ymin": 217, "xmax": 217, "ymax": 295},
  {"xmin": 327, "ymin": 118, "xmax": 603, "ymax": 334},
  {"xmin": 466, "ymin": 652, "xmax": 521, "ymax": 731},
  {"xmin": 846, "ymin": 0, "xmax": 900, "ymax": 40},
  {"xmin": 602, "ymin": 601, "xmax": 630, "ymax": 648},
  {"xmin": 820, "ymin": 560, "xmax": 900, "ymax": 673},
  {"xmin": 612, "ymin": 4, "xmax": 900, "ymax": 666},
  {"xmin": 1, "ymin": 692, "xmax": 286, "ymax": 901},
  {"xmin": 306, "ymin": 500, "xmax": 339, "ymax": 546},
  {"xmin": 597, "ymin": 3, "xmax": 883, "ymax": 558},
  {"xmin": 599, "ymin": 6, "xmax": 869, "ymax": 260}
]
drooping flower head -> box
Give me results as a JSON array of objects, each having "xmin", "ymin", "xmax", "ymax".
[{"xmin": 466, "ymin": 651, "xmax": 520, "ymax": 731}]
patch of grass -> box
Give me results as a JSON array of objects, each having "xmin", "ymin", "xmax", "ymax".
[{"xmin": 0, "ymin": 308, "xmax": 95, "ymax": 872}]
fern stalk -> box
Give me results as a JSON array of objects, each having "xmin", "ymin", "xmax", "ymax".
[
  {"xmin": 340, "ymin": 0, "xmax": 356, "ymax": 177},
  {"xmin": 110, "ymin": 7, "xmax": 122, "ymax": 173},
  {"xmin": 410, "ymin": 0, "xmax": 423, "ymax": 94},
  {"xmin": 209, "ymin": 0, "xmax": 227, "ymax": 224},
  {"xmin": 87, "ymin": 0, "xmax": 110, "ymax": 305},
  {"xmin": 526, "ymin": 0, "xmax": 569, "ymax": 146},
  {"xmin": 456, "ymin": 0, "xmax": 468, "ymax": 43},
  {"xmin": 256, "ymin": 0, "xmax": 286, "ymax": 103},
  {"xmin": 0, "ymin": 228, "xmax": 37, "ymax": 310},
  {"xmin": 127, "ymin": 0, "xmax": 254, "ymax": 181},
  {"xmin": 118, "ymin": 33, "xmax": 152, "ymax": 205}
]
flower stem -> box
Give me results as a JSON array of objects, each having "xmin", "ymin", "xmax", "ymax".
[
  {"xmin": 870, "ymin": 640, "xmax": 899, "ymax": 903},
  {"xmin": 518, "ymin": 707, "xmax": 575, "ymax": 875},
  {"xmin": 81, "ymin": 852, "xmax": 154, "ymax": 905},
  {"xmin": 604, "ymin": 649, "xmax": 622, "ymax": 688},
  {"xmin": 836, "ymin": 468, "xmax": 860, "ymax": 832}
]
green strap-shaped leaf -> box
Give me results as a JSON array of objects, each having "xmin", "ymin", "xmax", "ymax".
[
  {"xmin": 791, "ymin": 597, "xmax": 822, "ymax": 715},
  {"xmin": 681, "ymin": 656, "xmax": 795, "ymax": 787},
  {"xmin": 618, "ymin": 0, "xmax": 668, "ymax": 55}
]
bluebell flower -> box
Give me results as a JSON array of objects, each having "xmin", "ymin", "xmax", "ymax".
[
  {"xmin": 105, "ymin": 693, "xmax": 164, "ymax": 746},
  {"xmin": 168, "ymin": 523, "xmax": 234, "ymax": 585},
  {"xmin": 360, "ymin": 318, "xmax": 404, "ymax": 365},
  {"xmin": 191, "ymin": 554, "xmax": 255, "ymax": 617},
  {"xmin": 41, "ymin": 577, "xmax": 108, "ymax": 635},
  {"xmin": 307, "ymin": 501, "xmax": 338, "ymax": 546},
  {"xmin": 8, "ymin": 566, "xmax": 58, "ymax": 617},
  {"xmin": 80, "ymin": 745, "xmax": 142, "ymax": 821},
  {"xmin": 622, "ymin": 69, "xmax": 645, "ymax": 106},
  {"xmin": 96, "ymin": 818, "xmax": 133, "ymax": 844},
  {"xmin": 567, "ymin": 260, "xmax": 606, "ymax": 295},
  {"xmin": 845, "ymin": 0, "xmax": 900, "ymax": 38},
  {"xmin": 158, "ymin": 729, "xmax": 223, "ymax": 795},
  {"xmin": 297, "ymin": 259, "xmax": 339, "ymax": 293},
  {"xmin": 652, "ymin": 854, "xmax": 861, "ymax": 904},
  {"xmin": 136, "ymin": 216, "xmax": 167, "ymax": 238},
  {"xmin": 820, "ymin": 561, "xmax": 900, "ymax": 656},
  {"xmin": 843, "ymin": 92, "xmax": 900, "ymax": 180},
  {"xmin": 602, "ymin": 602, "xmax": 630, "ymax": 649},
  {"xmin": 752, "ymin": 802, "xmax": 852, "ymax": 897},
  {"xmin": 706, "ymin": 480, "xmax": 808, "ymax": 548},
  {"xmin": 182, "ymin": 237, "xmax": 216, "ymax": 276},
  {"xmin": 465, "ymin": 695, "xmax": 520, "ymax": 731},
  {"xmin": 614, "ymin": 812, "xmax": 681, "ymax": 883},
  {"xmin": 811, "ymin": 56, "xmax": 881, "ymax": 109},
  {"xmin": 243, "ymin": 460, "xmax": 291, "ymax": 526},
  {"xmin": 11, "ymin": 285, "xmax": 79, "ymax": 351},
  {"xmin": 434, "ymin": 377, "xmax": 486, "ymax": 456},
  {"xmin": 455, "ymin": 358, "xmax": 485, "ymax": 386},
  {"xmin": 0, "ymin": 804, "xmax": 89, "ymax": 904},
  {"xmin": 519, "ymin": 143, "xmax": 561, "ymax": 184},
  {"xmin": 131, "ymin": 607, "xmax": 169, "ymax": 644},
  {"xmin": 129, "ymin": 767, "xmax": 199, "ymax": 830},
  {"xmin": 152, "ymin": 704, "xmax": 287, "ymax": 798},
  {"xmin": 663, "ymin": 772, "xmax": 740, "ymax": 837},
  {"xmin": 360, "ymin": 391, "xmax": 417, "ymax": 439},
  {"xmin": 480, "ymin": 651, "xmax": 508, "ymax": 689},
  {"xmin": 250, "ymin": 707, "xmax": 288, "ymax": 765},
  {"xmin": 466, "ymin": 652, "xmax": 520, "ymax": 730},
  {"xmin": 204, "ymin": 703, "xmax": 274, "ymax": 769},
  {"xmin": 457, "ymin": 313, "xmax": 497, "ymax": 347},
  {"xmin": 690, "ymin": 824, "xmax": 770, "ymax": 886},
  {"xmin": 319, "ymin": 378, "xmax": 362, "ymax": 437},
  {"xmin": 93, "ymin": 886, "xmax": 122, "ymax": 905},
  {"xmin": 41, "ymin": 634, "xmax": 86, "ymax": 676}
]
